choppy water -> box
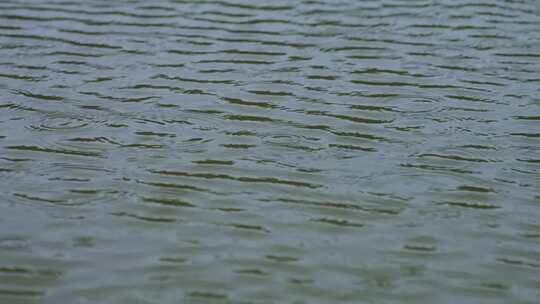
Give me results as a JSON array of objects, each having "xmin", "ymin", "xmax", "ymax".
[{"xmin": 1, "ymin": 0, "xmax": 539, "ymax": 303}]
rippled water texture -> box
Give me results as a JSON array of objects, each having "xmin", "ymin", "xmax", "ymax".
[{"xmin": 1, "ymin": 0, "xmax": 539, "ymax": 303}]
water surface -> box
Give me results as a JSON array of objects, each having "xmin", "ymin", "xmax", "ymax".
[{"xmin": 1, "ymin": 0, "xmax": 539, "ymax": 303}]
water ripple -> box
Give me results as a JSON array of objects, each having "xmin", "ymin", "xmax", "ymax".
[{"xmin": 1, "ymin": 0, "xmax": 539, "ymax": 303}]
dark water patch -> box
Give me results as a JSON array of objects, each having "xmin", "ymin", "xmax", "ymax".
[
  {"xmin": 188, "ymin": 291, "xmax": 228, "ymax": 300},
  {"xmin": 149, "ymin": 169, "xmax": 322, "ymax": 189},
  {"xmin": 12, "ymin": 90, "xmax": 64, "ymax": 101},
  {"xmin": 443, "ymin": 201, "xmax": 501, "ymax": 210},
  {"xmin": 225, "ymin": 223, "xmax": 270, "ymax": 233},
  {"xmin": 5, "ymin": 145, "xmax": 103, "ymax": 157},
  {"xmin": 193, "ymin": 159, "xmax": 234, "ymax": 165},
  {"xmin": 310, "ymin": 218, "xmax": 364, "ymax": 228},
  {"xmin": 143, "ymin": 197, "xmax": 196, "ymax": 208},
  {"xmin": 110, "ymin": 212, "xmax": 177, "ymax": 223},
  {"xmin": 0, "ymin": 289, "xmax": 44, "ymax": 297}
]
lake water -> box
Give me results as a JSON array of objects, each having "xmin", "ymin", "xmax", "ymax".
[{"xmin": 0, "ymin": 0, "xmax": 539, "ymax": 303}]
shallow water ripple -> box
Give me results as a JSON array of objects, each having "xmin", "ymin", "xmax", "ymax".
[{"xmin": 1, "ymin": 0, "xmax": 539, "ymax": 303}]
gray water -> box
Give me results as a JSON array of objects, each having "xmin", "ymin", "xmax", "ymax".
[{"xmin": 1, "ymin": 0, "xmax": 539, "ymax": 303}]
